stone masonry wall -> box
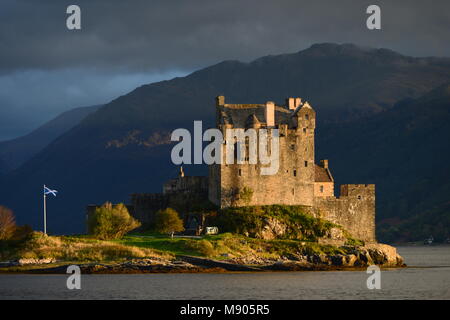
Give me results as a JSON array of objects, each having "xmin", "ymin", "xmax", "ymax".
[
  {"xmin": 314, "ymin": 181, "xmax": 334, "ymax": 197},
  {"xmin": 216, "ymin": 128, "xmax": 315, "ymax": 207},
  {"xmin": 314, "ymin": 184, "xmax": 376, "ymax": 243}
]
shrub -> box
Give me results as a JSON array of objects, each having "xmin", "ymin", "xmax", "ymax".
[
  {"xmin": 88, "ymin": 202, "xmax": 141, "ymax": 240},
  {"xmin": 154, "ymin": 208, "xmax": 185, "ymax": 238},
  {"xmin": 186, "ymin": 239, "xmax": 216, "ymax": 257},
  {"xmin": 0, "ymin": 206, "xmax": 16, "ymax": 240},
  {"xmin": 239, "ymin": 187, "xmax": 254, "ymax": 205},
  {"xmin": 10, "ymin": 225, "xmax": 33, "ymax": 241}
]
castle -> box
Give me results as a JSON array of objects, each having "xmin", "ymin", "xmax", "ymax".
[{"xmin": 88, "ymin": 96, "xmax": 376, "ymax": 243}]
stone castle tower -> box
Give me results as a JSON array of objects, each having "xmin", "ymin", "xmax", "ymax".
[
  {"xmin": 209, "ymin": 96, "xmax": 332, "ymax": 208},
  {"xmin": 208, "ymin": 96, "xmax": 376, "ymax": 242}
]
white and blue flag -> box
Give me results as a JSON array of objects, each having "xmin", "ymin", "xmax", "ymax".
[{"xmin": 44, "ymin": 186, "xmax": 58, "ymax": 197}]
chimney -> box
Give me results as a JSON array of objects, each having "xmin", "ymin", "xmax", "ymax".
[
  {"xmin": 265, "ymin": 101, "xmax": 275, "ymax": 127},
  {"xmin": 320, "ymin": 159, "xmax": 329, "ymax": 169},
  {"xmin": 295, "ymin": 97, "xmax": 302, "ymax": 108},
  {"xmin": 286, "ymin": 97, "xmax": 296, "ymax": 110},
  {"xmin": 216, "ymin": 95, "xmax": 225, "ymax": 106}
]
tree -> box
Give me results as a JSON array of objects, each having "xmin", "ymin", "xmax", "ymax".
[
  {"xmin": 0, "ymin": 206, "xmax": 16, "ymax": 240},
  {"xmin": 154, "ymin": 208, "xmax": 185, "ymax": 239},
  {"xmin": 88, "ymin": 202, "xmax": 141, "ymax": 240}
]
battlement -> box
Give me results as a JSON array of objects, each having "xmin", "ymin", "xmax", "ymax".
[
  {"xmin": 340, "ymin": 184, "xmax": 375, "ymax": 197},
  {"xmin": 215, "ymin": 95, "xmax": 315, "ymax": 130},
  {"xmin": 163, "ymin": 175, "xmax": 208, "ymax": 195}
]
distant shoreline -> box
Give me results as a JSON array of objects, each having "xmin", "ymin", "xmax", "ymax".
[{"xmin": 389, "ymin": 243, "xmax": 450, "ymax": 247}]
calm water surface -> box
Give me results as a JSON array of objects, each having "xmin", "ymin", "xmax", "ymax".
[{"xmin": 1, "ymin": 245, "xmax": 449, "ymax": 299}]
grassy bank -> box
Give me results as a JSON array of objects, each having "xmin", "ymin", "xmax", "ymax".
[
  {"xmin": 0, "ymin": 232, "xmax": 171, "ymax": 263},
  {"xmin": 0, "ymin": 231, "xmax": 354, "ymax": 267},
  {"xmin": 118, "ymin": 232, "xmax": 351, "ymax": 260}
]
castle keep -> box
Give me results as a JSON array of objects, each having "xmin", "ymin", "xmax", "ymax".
[
  {"xmin": 210, "ymin": 96, "xmax": 320, "ymax": 208},
  {"xmin": 208, "ymin": 96, "xmax": 375, "ymax": 242},
  {"xmin": 87, "ymin": 96, "xmax": 376, "ymax": 243}
]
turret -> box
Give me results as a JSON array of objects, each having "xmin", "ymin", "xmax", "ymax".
[{"xmin": 294, "ymin": 101, "xmax": 316, "ymax": 130}]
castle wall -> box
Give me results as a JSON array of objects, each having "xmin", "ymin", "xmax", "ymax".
[
  {"xmin": 164, "ymin": 176, "xmax": 208, "ymax": 195},
  {"xmin": 314, "ymin": 184, "xmax": 376, "ymax": 243},
  {"xmin": 131, "ymin": 193, "xmax": 170, "ymax": 226},
  {"xmin": 208, "ymin": 164, "xmax": 221, "ymax": 206},
  {"xmin": 314, "ymin": 181, "xmax": 334, "ymax": 197}
]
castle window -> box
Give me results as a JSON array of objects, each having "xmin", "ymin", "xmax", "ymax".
[
  {"xmin": 238, "ymin": 169, "xmax": 242, "ymax": 176},
  {"xmin": 290, "ymin": 144, "xmax": 295, "ymax": 151},
  {"xmin": 305, "ymin": 114, "xmax": 309, "ymax": 120},
  {"xmin": 303, "ymin": 128, "xmax": 306, "ymax": 134},
  {"xmin": 304, "ymin": 161, "xmax": 308, "ymax": 167},
  {"xmin": 292, "ymin": 188, "xmax": 295, "ymax": 195},
  {"xmin": 293, "ymin": 169, "xmax": 297, "ymax": 177},
  {"xmin": 357, "ymin": 195, "xmax": 362, "ymax": 200},
  {"xmin": 245, "ymin": 137, "xmax": 250, "ymax": 161},
  {"xmin": 320, "ymin": 185, "xmax": 324, "ymax": 193},
  {"xmin": 266, "ymin": 138, "xmax": 271, "ymax": 155}
]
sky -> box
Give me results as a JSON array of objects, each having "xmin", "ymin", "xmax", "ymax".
[{"xmin": 0, "ymin": 0, "xmax": 449, "ymax": 141}]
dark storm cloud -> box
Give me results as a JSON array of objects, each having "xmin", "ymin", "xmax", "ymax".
[
  {"xmin": 0, "ymin": 0, "xmax": 449, "ymax": 141},
  {"xmin": 1, "ymin": 0, "xmax": 449, "ymax": 74},
  {"xmin": 0, "ymin": 69, "xmax": 183, "ymax": 141}
]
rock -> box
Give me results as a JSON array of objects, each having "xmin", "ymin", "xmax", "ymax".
[
  {"xmin": 364, "ymin": 243, "xmax": 404, "ymax": 267},
  {"xmin": 356, "ymin": 249, "xmax": 374, "ymax": 266},
  {"xmin": 396, "ymin": 254, "xmax": 404, "ymax": 266},
  {"xmin": 342, "ymin": 254, "xmax": 358, "ymax": 267},
  {"xmin": 259, "ymin": 217, "xmax": 287, "ymax": 240},
  {"xmin": 330, "ymin": 255, "xmax": 344, "ymax": 266},
  {"xmin": 269, "ymin": 260, "xmax": 315, "ymax": 271},
  {"xmin": 307, "ymin": 254, "xmax": 331, "ymax": 265},
  {"xmin": 17, "ymin": 258, "xmax": 56, "ymax": 265}
]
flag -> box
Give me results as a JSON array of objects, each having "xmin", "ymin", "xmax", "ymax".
[{"xmin": 44, "ymin": 186, "xmax": 58, "ymax": 197}]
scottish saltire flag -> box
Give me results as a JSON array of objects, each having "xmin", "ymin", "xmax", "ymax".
[{"xmin": 44, "ymin": 186, "xmax": 58, "ymax": 197}]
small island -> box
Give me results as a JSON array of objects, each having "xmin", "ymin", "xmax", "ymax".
[
  {"xmin": 0, "ymin": 204, "xmax": 404, "ymax": 274},
  {"xmin": 0, "ymin": 96, "xmax": 405, "ymax": 273}
]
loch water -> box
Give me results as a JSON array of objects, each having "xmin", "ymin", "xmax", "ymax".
[{"xmin": 1, "ymin": 245, "xmax": 449, "ymax": 299}]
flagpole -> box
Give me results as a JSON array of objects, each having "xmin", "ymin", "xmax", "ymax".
[{"xmin": 43, "ymin": 184, "xmax": 47, "ymax": 235}]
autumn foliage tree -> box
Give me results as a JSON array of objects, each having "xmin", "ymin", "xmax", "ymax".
[
  {"xmin": 154, "ymin": 208, "xmax": 185, "ymax": 239},
  {"xmin": 0, "ymin": 206, "xmax": 16, "ymax": 240},
  {"xmin": 88, "ymin": 202, "xmax": 141, "ymax": 240}
]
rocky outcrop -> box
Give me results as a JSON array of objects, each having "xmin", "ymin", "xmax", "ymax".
[
  {"xmin": 363, "ymin": 243, "xmax": 404, "ymax": 267},
  {"xmin": 229, "ymin": 243, "xmax": 405, "ymax": 271},
  {"xmin": 0, "ymin": 258, "xmax": 57, "ymax": 267},
  {"xmin": 0, "ymin": 244, "xmax": 405, "ymax": 274},
  {"xmin": 258, "ymin": 217, "xmax": 288, "ymax": 240}
]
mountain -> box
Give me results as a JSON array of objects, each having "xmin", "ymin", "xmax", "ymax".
[
  {"xmin": 0, "ymin": 43, "xmax": 449, "ymax": 236},
  {"xmin": 0, "ymin": 105, "xmax": 101, "ymax": 174}
]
